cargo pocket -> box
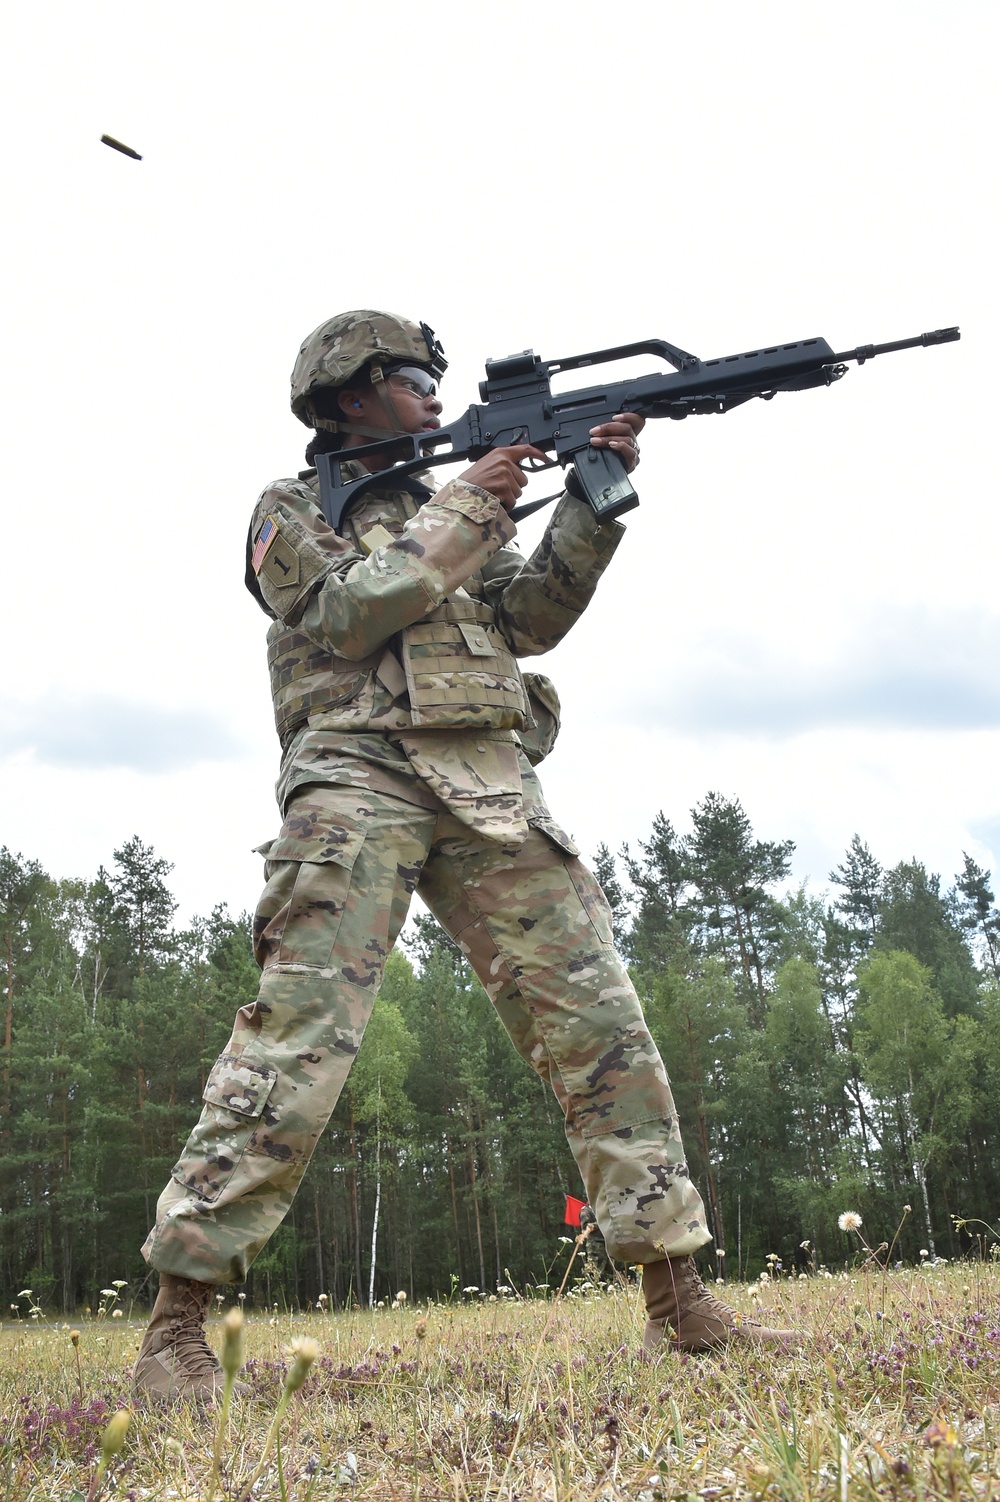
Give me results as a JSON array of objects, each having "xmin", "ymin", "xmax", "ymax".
[
  {"xmin": 171, "ymin": 1052, "xmax": 277, "ymax": 1203},
  {"xmin": 264, "ymin": 797, "xmax": 366, "ymax": 970},
  {"xmin": 529, "ymin": 816, "xmax": 616, "ymax": 948}
]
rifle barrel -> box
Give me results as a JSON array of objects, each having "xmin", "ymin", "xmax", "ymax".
[{"xmin": 831, "ymin": 327, "xmax": 960, "ymax": 365}]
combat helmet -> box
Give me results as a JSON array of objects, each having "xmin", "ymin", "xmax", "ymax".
[{"xmin": 291, "ymin": 310, "xmax": 447, "ymax": 429}]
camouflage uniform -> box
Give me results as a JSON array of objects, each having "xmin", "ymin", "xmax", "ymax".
[{"xmin": 142, "ymin": 436, "xmax": 711, "ymax": 1286}]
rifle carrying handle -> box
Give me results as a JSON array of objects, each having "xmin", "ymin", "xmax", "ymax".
[{"xmin": 571, "ymin": 444, "xmax": 640, "ymax": 522}]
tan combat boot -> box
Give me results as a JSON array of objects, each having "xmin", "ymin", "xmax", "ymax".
[
  {"xmin": 641, "ymin": 1256, "xmax": 804, "ymax": 1356},
  {"xmin": 133, "ymin": 1274, "xmax": 230, "ymax": 1403}
]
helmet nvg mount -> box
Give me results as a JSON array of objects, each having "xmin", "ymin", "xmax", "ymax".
[{"xmin": 290, "ymin": 310, "xmax": 447, "ymax": 430}]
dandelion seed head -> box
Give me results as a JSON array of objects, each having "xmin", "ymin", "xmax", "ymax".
[
  {"xmin": 838, "ymin": 1211, "xmax": 863, "ymax": 1232},
  {"xmin": 285, "ymin": 1336, "xmax": 321, "ymax": 1392},
  {"xmin": 222, "ymin": 1307, "xmax": 245, "ymax": 1378},
  {"xmin": 100, "ymin": 1410, "xmax": 130, "ymax": 1457}
]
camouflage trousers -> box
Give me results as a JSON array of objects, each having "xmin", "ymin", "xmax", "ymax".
[{"xmin": 143, "ymin": 784, "xmax": 710, "ymax": 1283}]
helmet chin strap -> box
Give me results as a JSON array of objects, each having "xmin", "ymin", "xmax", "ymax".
[{"xmin": 314, "ymin": 362, "xmax": 410, "ymax": 442}]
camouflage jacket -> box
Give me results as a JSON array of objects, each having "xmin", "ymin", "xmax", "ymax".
[{"xmin": 246, "ymin": 463, "xmax": 624, "ymax": 836}]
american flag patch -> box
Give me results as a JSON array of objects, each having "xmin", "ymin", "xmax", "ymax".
[{"xmin": 251, "ymin": 515, "xmax": 279, "ymax": 573}]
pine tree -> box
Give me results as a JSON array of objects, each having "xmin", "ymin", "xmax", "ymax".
[
  {"xmin": 829, "ymin": 835, "xmax": 882, "ymax": 947},
  {"xmin": 954, "ymin": 853, "xmax": 1000, "ymax": 981}
]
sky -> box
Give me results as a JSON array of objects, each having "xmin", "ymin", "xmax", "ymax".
[{"xmin": 1, "ymin": 2, "xmax": 996, "ymax": 927}]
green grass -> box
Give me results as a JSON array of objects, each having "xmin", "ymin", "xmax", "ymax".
[{"xmin": 2, "ymin": 1261, "xmax": 998, "ymax": 1500}]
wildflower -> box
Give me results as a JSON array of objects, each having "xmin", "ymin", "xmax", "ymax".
[
  {"xmin": 17, "ymin": 1290, "xmax": 32, "ymax": 1299},
  {"xmin": 920, "ymin": 1249, "xmax": 929, "ymax": 1258},
  {"xmin": 715, "ymin": 1248, "xmax": 726, "ymax": 1258},
  {"xmin": 903, "ymin": 1204, "xmax": 912, "ymax": 1214},
  {"xmin": 415, "ymin": 1316, "xmax": 428, "ymax": 1339},
  {"xmin": 462, "ymin": 1286, "xmax": 479, "ymax": 1294},
  {"xmin": 766, "ymin": 1253, "xmax": 778, "ymax": 1264},
  {"xmin": 317, "ymin": 1293, "xmax": 329, "ymax": 1307},
  {"xmin": 112, "ymin": 1309, "xmax": 123, "ymax": 1318},
  {"xmin": 838, "ymin": 1211, "xmax": 863, "ymax": 1232},
  {"xmin": 111, "ymin": 1280, "xmax": 128, "ymax": 1290},
  {"xmin": 799, "ymin": 1273, "xmax": 808, "ymax": 1281},
  {"xmin": 285, "ymin": 1337, "xmax": 320, "ymax": 1392},
  {"xmin": 395, "ymin": 1289, "xmax": 407, "ymax": 1304},
  {"xmin": 759, "ymin": 1272, "xmax": 768, "ymax": 1282},
  {"xmin": 101, "ymin": 1410, "xmax": 130, "ymax": 1457},
  {"xmin": 800, "ymin": 1240, "xmax": 811, "ymax": 1251},
  {"xmin": 238, "ymin": 1291, "xmax": 246, "ymax": 1302},
  {"xmin": 70, "ymin": 1330, "xmax": 81, "ymax": 1346},
  {"xmin": 215, "ymin": 1294, "xmax": 224, "ymax": 1304},
  {"xmin": 222, "ymin": 1308, "xmax": 245, "ymax": 1378},
  {"xmin": 100, "ymin": 1288, "xmax": 117, "ymax": 1298},
  {"xmin": 376, "ymin": 1300, "xmax": 385, "ymax": 1309}
]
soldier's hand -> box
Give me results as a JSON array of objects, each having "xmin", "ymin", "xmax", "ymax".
[
  {"xmin": 588, "ymin": 412, "xmax": 645, "ymax": 473},
  {"xmin": 460, "ymin": 445, "xmax": 549, "ymax": 511}
]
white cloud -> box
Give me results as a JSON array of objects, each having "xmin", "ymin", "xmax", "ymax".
[
  {"xmin": 0, "ymin": 696, "xmax": 245, "ymax": 772},
  {"xmin": 623, "ymin": 607, "xmax": 1000, "ymax": 735}
]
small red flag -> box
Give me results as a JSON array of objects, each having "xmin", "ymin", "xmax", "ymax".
[{"xmin": 564, "ymin": 1195, "xmax": 586, "ymax": 1227}]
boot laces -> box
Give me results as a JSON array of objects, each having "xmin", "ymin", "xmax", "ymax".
[
  {"xmin": 165, "ymin": 1290, "xmax": 220, "ymax": 1376},
  {"xmin": 681, "ymin": 1262, "xmax": 765, "ymax": 1332}
]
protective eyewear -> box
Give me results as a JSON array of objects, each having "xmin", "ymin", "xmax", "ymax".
[{"xmin": 384, "ymin": 364, "xmax": 439, "ymax": 399}]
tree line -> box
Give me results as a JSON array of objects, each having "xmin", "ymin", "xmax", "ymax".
[{"xmin": 2, "ymin": 798, "xmax": 998, "ymax": 1313}]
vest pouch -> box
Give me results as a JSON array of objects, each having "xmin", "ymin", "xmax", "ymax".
[
  {"xmin": 268, "ymin": 624, "xmax": 379, "ymax": 746},
  {"xmin": 401, "ymin": 600, "xmax": 528, "ymax": 729},
  {"xmin": 170, "ymin": 1051, "xmax": 277, "ymax": 1203}
]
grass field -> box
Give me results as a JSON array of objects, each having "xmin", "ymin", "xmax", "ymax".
[{"xmin": 2, "ymin": 1258, "xmax": 998, "ymax": 1501}]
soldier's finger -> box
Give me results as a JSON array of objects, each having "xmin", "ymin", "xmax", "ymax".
[{"xmin": 504, "ymin": 444, "xmax": 550, "ymax": 467}]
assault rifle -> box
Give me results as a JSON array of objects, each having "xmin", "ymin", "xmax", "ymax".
[{"xmin": 316, "ymin": 326, "xmax": 960, "ymax": 532}]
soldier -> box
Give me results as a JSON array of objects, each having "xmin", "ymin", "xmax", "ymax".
[{"xmin": 134, "ymin": 312, "xmax": 801, "ymax": 1402}]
